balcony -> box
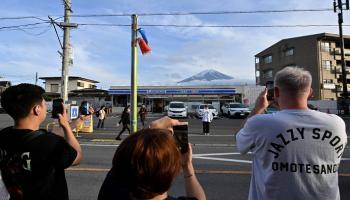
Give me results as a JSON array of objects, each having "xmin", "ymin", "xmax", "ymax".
[
  {"xmin": 323, "ymin": 83, "xmax": 336, "ymax": 89},
  {"xmin": 335, "ymin": 66, "xmax": 350, "ymax": 73},
  {"xmin": 334, "ymin": 48, "xmax": 350, "ymax": 55}
]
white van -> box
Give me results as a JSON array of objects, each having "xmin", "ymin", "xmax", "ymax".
[{"xmin": 167, "ymin": 101, "xmax": 187, "ymax": 118}]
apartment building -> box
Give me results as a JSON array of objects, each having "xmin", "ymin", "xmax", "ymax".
[{"xmin": 255, "ymin": 33, "xmax": 350, "ymax": 100}]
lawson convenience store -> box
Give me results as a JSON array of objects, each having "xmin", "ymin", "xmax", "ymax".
[{"xmin": 108, "ymin": 85, "xmax": 242, "ymax": 113}]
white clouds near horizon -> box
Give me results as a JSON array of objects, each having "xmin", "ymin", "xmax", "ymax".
[{"xmin": 0, "ymin": 0, "xmax": 349, "ymax": 88}]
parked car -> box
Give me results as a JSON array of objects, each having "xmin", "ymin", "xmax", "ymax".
[
  {"xmin": 221, "ymin": 103, "xmax": 250, "ymax": 118},
  {"xmin": 195, "ymin": 104, "xmax": 219, "ymax": 119},
  {"xmin": 167, "ymin": 101, "xmax": 188, "ymax": 118}
]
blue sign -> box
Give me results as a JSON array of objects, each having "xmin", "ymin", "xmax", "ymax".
[
  {"xmin": 70, "ymin": 106, "xmax": 79, "ymax": 120},
  {"xmin": 108, "ymin": 88, "xmax": 236, "ymax": 95}
]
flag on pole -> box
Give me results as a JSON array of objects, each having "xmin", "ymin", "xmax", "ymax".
[
  {"xmin": 138, "ymin": 38, "xmax": 151, "ymax": 54},
  {"xmin": 137, "ymin": 28, "xmax": 151, "ymax": 54},
  {"xmin": 138, "ymin": 28, "xmax": 149, "ymax": 44}
]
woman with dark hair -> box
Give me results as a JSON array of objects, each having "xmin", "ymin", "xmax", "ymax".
[
  {"xmin": 98, "ymin": 117, "xmax": 206, "ymax": 200},
  {"xmin": 97, "ymin": 105, "xmax": 106, "ymax": 129},
  {"xmin": 115, "ymin": 105, "xmax": 131, "ymax": 140}
]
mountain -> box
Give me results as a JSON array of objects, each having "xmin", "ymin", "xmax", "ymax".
[{"xmin": 178, "ymin": 69, "xmax": 233, "ymax": 83}]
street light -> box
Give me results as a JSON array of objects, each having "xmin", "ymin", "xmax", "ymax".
[{"xmin": 334, "ymin": 0, "xmax": 350, "ymax": 114}]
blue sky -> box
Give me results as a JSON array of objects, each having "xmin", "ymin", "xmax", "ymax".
[{"xmin": 0, "ymin": 0, "xmax": 349, "ymax": 88}]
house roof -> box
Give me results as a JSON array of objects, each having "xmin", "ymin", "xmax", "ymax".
[{"xmin": 39, "ymin": 76, "xmax": 99, "ymax": 83}]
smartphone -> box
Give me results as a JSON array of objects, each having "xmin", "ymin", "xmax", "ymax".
[
  {"xmin": 173, "ymin": 124, "xmax": 189, "ymax": 154},
  {"xmin": 80, "ymin": 101, "xmax": 90, "ymax": 115},
  {"xmin": 266, "ymin": 81, "xmax": 274, "ymax": 101},
  {"xmin": 52, "ymin": 99, "xmax": 64, "ymax": 118}
]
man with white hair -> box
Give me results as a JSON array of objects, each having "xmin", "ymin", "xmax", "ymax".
[{"xmin": 236, "ymin": 67, "xmax": 347, "ymax": 200}]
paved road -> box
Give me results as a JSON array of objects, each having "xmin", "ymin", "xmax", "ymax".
[{"xmin": 0, "ymin": 113, "xmax": 350, "ymax": 200}]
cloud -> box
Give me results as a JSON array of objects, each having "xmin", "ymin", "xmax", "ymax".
[{"xmin": 1, "ymin": 0, "xmax": 349, "ymax": 89}]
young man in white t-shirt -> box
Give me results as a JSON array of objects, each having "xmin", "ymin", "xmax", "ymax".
[
  {"xmin": 202, "ymin": 105, "xmax": 213, "ymax": 135},
  {"xmin": 236, "ymin": 67, "xmax": 347, "ymax": 200}
]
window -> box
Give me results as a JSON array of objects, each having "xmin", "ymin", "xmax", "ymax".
[
  {"xmin": 263, "ymin": 55, "xmax": 272, "ymax": 64},
  {"xmin": 77, "ymin": 82, "xmax": 84, "ymax": 87},
  {"xmin": 322, "ymin": 60, "xmax": 332, "ymax": 70},
  {"xmin": 263, "ymin": 70, "xmax": 273, "ymax": 78},
  {"xmin": 323, "ymin": 79, "xmax": 333, "ymax": 84},
  {"xmin": 323, "ymin": 79, "xmax": 335, "ymax": 89},
  {"xmin": 51, "ymin": 84, "xmax": 59, "ymax": 93},
  {"xmin": 321, "ymin": 42, "xmax": 331, "ymax": 52},
  {"xmin": 256, "ymin": 71, "xmax": 260, "ymax": 77},
  {"xmin": 284, "ymin": 48, "xmax": 294, "ymax": 56}
]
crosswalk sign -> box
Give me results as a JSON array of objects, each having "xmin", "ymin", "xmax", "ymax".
[{"xmin": 70, "ymin": 106, "xmax": 79, "ymax": 120}]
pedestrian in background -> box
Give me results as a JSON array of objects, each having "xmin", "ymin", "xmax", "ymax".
[
  {"xmin": 115, "ymin": 105, "xmax": 131, "ymax": 140},
  {"xmin": 138, "ymin": 104, "xmax": 147, "ymax": 129},
  {"xmin": 202, "ymin": 105, "xmax": 213, "ymax": 135},
  {"xmin": 97, "ymin": 106, "xmax": 106, "ymax": 129}
]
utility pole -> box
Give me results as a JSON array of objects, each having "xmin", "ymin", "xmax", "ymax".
[
  {"xmin": 334, "ymin": 0, "xmax": 350, "ymax": 114},
  {"xmin": 130, "ymin": 14, "xmax": 138, "ymax": 133},
  {"xmin": 35, "ymin": 72, "xmax": 38, "ymax": 85},
  {"xmin": 61, "ymin": 0, "xmax": 72, "ymax": 103}
]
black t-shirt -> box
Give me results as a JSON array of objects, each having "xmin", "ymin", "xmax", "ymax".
[
  {"xmin": 98, "ymin": 170, "xmax": 198, "ymax": 200},
  {"xmin": 0, "ymin": 127, "xmax": 77, "ymax": 200}
]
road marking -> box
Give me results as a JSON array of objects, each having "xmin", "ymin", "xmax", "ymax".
[
  {"xmin": 194, "ymin": 156, "xmax": 252, "ymax": 164},
  {"xmin": 67, "ymin": 167, "xmax": 109, "ymax": 172},
  {"xmin": 66, "ymin": 168, "xmax": 350, "ymax": 177},
  {"xmin": 192, "ymin": 144, "xmax": 236, "ymax": 147},
  {"xmin": 80, "ymin": 142, "xmax": 236, "ymax": 147},
  {"xmin": 90, "ymin": 139, "xmax": 119, "ymax": 142},
  {"xmin": 193, "ymin": 152, "xmax": 242, "ymax": 157},
  {"xmin": 195, "ymin": 170, "xmax": 251, "ymax": 175},
  {"xmin": 189, "ymin": 134, "xmax": 234, "ymax": 137},
  {"xmin": 81, "ymin": 143, "xmax": 120, "ymax": 147}
]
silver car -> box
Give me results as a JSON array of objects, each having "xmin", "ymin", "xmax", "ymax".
[{"xmin": 221, "ymin": 103, "xmax": 250, "ymax": 118}]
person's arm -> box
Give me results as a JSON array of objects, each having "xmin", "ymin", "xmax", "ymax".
[
  {"xmin": 149, "ymin": 117, "xmax": 205, "ymax": 199},
  {"xmin": 237, "ymin": 88, "xmax": 269, "ymax": 131},
  {"xmin": 248, "ymin": 88, "xmax": 269, "ymax": 118},
  {"xmin": 58, "ymin": 104, "xmax": 82, "ymax": 166},
  {"xmin": 182, "ymin": 144, "xmax": 206, "ymax": 200},
  {"xmin": 235, "ymin": 89, "xmax": 270, "ymax": 154},
  {"xmin": 149, "ymin": 116, "xmax": 186, "ymax": 133}
]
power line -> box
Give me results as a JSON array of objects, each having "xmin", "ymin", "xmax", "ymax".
[
  {"xmin": 0, "ymin": 26, "xmax": 49, "ymax": 32},
  {"xmin": 0, "ymin": 16, "xmax": 52, "ymax": 21},
  {"xmin": 14, "ymin": 24, "xmax": 52, "ymax": 36},
  {"xmin": 78, "ymin": 23, "xmax": 129, "ymax": 27},
  {"xmin": 0, "ymin": 8, "xmax": 335, "ymax": 21},
  {"xmin": 0, "ymin": 16, "xmax": 63, "ymax": 22},
  {"xmin": 1, "ymin": 21, "xmax": 349, "ymax": 31},
  {"xmin": 70, "ymin": 8, "xmax": 334, "ymax": 17},
  {"xmin": 77, "ymin": 23, "xmax": 350, "ymax": 28},
  {"xmin": 0, "ymin": 22, "xmax": 50, "ymax": 30}
]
